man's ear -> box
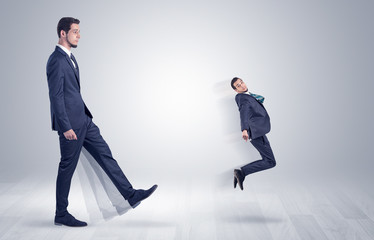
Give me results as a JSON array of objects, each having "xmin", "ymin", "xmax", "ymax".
[
  {"xmin": 234, "ymin": 89, "xmax": 239, "ymax": 93},
  {"xmin": 60, "ymin": 30, "xmax": 66, "ymax": 38}
]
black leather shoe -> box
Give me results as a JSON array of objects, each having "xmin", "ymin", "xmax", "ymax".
[
  {"xmin": 234, "ymin": 169, "xmax": 245, "ymax": 190},
  {"xmin": 128, "ymin": 184, "xmax": 158, "ymax": 208},
  {"xmin": 54, "ymin": 213, "xmax": 87, "ymax": 227}
]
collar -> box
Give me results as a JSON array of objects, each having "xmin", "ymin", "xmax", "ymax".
[{"xmin": 57, "ymin": 44, "xmax": 72, "ymax": 57}]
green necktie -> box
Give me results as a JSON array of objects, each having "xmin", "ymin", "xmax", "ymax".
[{"xmin": 249, "ymin": 93, "xmax": 265, "ymax": 103}]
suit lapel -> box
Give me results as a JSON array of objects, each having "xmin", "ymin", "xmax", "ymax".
[
  {"xmin": 64, "ymin": 54, "xmax": 80, "ymax": 86},
  {"xmin": 250, "ymin": 94, "xmax": 266, "ymax": 109},
  {"xmin": 244, "ymin": 93, "xmax": 266, "ymax": 109},
  {"xmin": 55, "ymin": 47, "xmax": 80, "ymax": 89}
]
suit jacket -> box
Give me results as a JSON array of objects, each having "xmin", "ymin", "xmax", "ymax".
[
  {"xmin": 235, "ymin": 93, "xmax": 271, "ymax": 140},
  {"xmin": 46, "ymin": 46, "xmax": 92, "ymax": 132}
]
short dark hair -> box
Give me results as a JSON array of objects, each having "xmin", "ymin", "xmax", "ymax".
[
  {"xmin": 231, "ymin": 77, "xmax": 240, "ymax": 90},
  {"xmin": 57, "ymin": 17, "xmax": 80, "ymax": 38}
]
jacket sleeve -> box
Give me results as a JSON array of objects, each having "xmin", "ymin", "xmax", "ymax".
[
  {"xmin": 236, "ymin": 95, "xmax": 253, "ymax": 133},
  {"xmin": 47, "ymin": 57, "xmax": 72, "ymax": 132}
]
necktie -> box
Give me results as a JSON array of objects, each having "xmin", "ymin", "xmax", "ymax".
[
  {"xmin": 70, "ymin": 53, "xmax": 80, "ymax": 88},
  {"xmin": 70, "ymin": 54, "xmax": 78, "ymax": 69},
  {"xmin": 249, "ymin": 93, "xmax": 265, "ymax": 103}
]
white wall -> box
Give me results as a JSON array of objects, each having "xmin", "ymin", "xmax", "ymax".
[{"xmin": 0, "ymin": 0, "xmax": 373, "ymax": 186}]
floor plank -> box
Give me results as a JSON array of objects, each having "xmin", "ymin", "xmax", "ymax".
[{"xmin": 290, "ymin": 215, "xmax": 329, "ymax": 240}]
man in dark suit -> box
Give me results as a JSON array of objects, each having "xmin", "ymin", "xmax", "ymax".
[
  {"xmin": 47, "ymin": 17, "xmax": 157, "ymax": 227},
  {"xmin": 231, "ymin": 77, "xmax": 276, "ymax": 190}
]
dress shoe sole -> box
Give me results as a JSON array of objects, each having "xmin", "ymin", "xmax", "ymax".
[
  {"xmin": 131, "ymin": 201, "xmax": 141, "ymax": 209},
  {"xmin": 54, "ymin": 222, "xmax": 87, "ymax": 227}
]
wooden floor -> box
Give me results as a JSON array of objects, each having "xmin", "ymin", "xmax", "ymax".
[{"xmin": 1, "ymin": 175, "xmax": 374, "ymax": 240}]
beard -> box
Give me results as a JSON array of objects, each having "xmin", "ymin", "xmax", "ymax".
[{"xmin": 67, "ymin": 38, "xmax": 78, "ymax": 48}]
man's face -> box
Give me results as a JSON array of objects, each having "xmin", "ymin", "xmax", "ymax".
[
  {"xmin": 233, "ymin": 79, "xmax": 248, "ymax": 93},
  {"xmin": 66, "ymin": 23, "xmax": 80, "ymax": 48}
]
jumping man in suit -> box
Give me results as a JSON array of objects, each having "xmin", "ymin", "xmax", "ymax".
[
  {"xmin": 46, "ymin": 17, "xmax": 157, "ymax": 227},
  {"xmin": 231, "ymin": 77, "xmax": 276, "ymax": 190}
]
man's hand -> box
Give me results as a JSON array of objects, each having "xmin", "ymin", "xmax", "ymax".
[
  {"xmin": 63, "ymin": 129, "xmax": 77, "ymax": 140},
  {"xmin": 242, "ymin": 130, "xmax": 249, "ymax": 142}
]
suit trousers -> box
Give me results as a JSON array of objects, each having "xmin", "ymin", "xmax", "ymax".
[
  {"xmin": 241, "ymin": 135, "xmax": 276, "ymax": 176},
  {"xmin": 56, "ymin": 115, "xmax": 135, "ymax": 216}
]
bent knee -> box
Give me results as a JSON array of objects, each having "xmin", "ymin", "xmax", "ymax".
[{"xmin": 267, "ymin": 159, "xmax": 276, "ymax": 168}]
